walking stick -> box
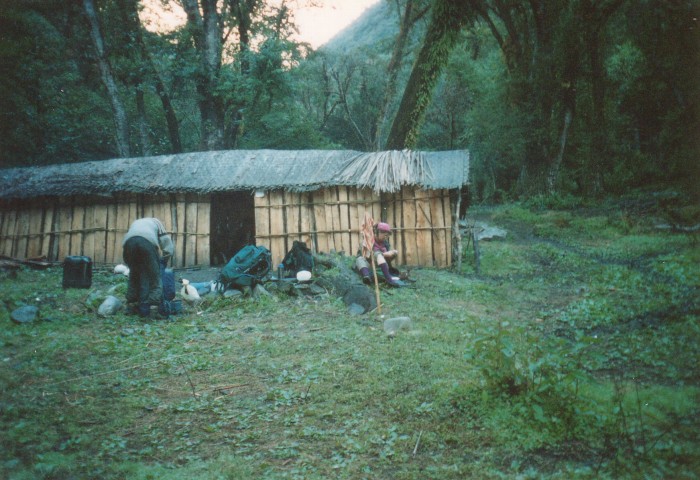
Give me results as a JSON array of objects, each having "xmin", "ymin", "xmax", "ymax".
[
  {"xmin": 361, "ymin": 212, "xmax": 382, "ymax": 314},
  {"xmin": 370, "ymin": 250, "xmax": 381, "ymax": 314}
]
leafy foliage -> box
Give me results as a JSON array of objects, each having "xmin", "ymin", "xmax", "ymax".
[{"xmin": 0, "ymin": 0, "xmax": 696, "ymax": 199}]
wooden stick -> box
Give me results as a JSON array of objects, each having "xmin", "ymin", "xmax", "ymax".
[
  {"xmin": 370, "ymin": 252, "xmax": 381, "ymax": 314},
  {"xmin": 413, "ymin": 430, "xmax": 423, "ymax": 457},
  {"xmin": 210, "ymin": 383, "xmax": 250, "ymax": 392},
  {"xmin": 178, "ymin": 358, "xmax": 199, "ymax": 400},
  {"xmin": 362, "ymin": 211, "xmax": 382, "ymax": 315}
]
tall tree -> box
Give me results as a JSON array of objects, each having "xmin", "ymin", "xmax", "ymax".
[
  {"xmin": 117, "ymin": 0, "xmax": 182, "ymax": 154},
  {"xmin": 385, "ymin": 0, "xmax": 472, "ymax": 150},
  {"xmin": 583, "ymin": 0, "xmax": 627, "ymax": 194},
  {"xmin": 179, "ymin": 0, "xmax": 298, "ymax": 150},
  {"xmin": 181, "ymin": 0, "xmax": 226, "ymax": 150},
  {"xmin": 469, "ymin": 0, "xmax": 624, "ymax": 194},
  {"xmin": 83, "ymin": 0, "xmax": 131, "ymax": 157},
  {"xmin": 373, "ymin": 0, "xmax": 429, "ymax": 150},
  {"xmin": 607, "ymin": 0, "xmax": 700, "ymax": 190}
]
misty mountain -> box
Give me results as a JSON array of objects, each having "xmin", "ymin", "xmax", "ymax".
[{"xmin": 321, "ymin": 1, "xmax": 410, "ymax": 53}]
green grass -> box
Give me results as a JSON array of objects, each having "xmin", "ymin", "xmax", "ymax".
[{"xmin": 1, "ymin": 200, "xmax": 699, "ymax": 479}]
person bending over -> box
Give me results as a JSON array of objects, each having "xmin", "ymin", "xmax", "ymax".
[
  {"xmin": 356, "ymin": 222, "xmax": 401, "ymax": 287},
  {"xmin": 122, "ymin": 217, "xmax": 174, "ymax": 317}
]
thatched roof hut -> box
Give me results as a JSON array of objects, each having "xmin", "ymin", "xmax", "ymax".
[{"xmin": 0, "ymin": 149, "xmax": 469, "ymax": 268}]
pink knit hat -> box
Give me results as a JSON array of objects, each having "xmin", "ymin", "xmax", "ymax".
[{"xmin": 376, "ymin": 222, "xmax": 391, "ymax": 233}]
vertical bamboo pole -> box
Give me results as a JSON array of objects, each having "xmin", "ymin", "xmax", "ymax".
[
  {"xmin": 105, "ymin": 201, "xmax": 118, "ymax": 264},
  {"xmin": 430, "ymin": 190, "xmax": 448, "ymax": 267},
  {"xmin": 401, "ymin": 187, "xmax": 417, "ymax": 266},
  {"xmin": 154, "ymin": 196, "xmax": 171, "ymax": 231},
  {"xmin": 323, "ymin": 188, "xmax": 337, "ymax": 253},
  {"xmin": 268, "ymin": 190, "xmax": 286, "ymax": 267},
  {"xmin": 415, "ymin": 189, "xmax": 433, "ymax": 266},
  {"xmin": 312, "ymin": 190, "xmax": 328, "ymax": 254},
  {"xmin": 94, "ymin": 201, "xmax": 109, "ymax": 264},
  {"xmin": 348, "ymin": 187, "xmax": 361, "ymax": 256},
  {"xmin": 451, "ymin": 189, "xmax": 461, "ymax": 271},
  {"xmin": 254, "ymin": 190, "xmax": 271, "ymax": 252},
  {"xmin": 168, "ymin": 195, "xmax": 179, "ymax": 267},
  {"xmin": 185, "ymin": 195, "xmax": 198, "ymax": 267},
  {"xmin": 57, "ymin": 198, "xmax": 72, "ymax": 260},
  {"xmin": 300, "ymin": 192, "xmax": 313, "ymax": 249},
  {"xmin": 286, "ymin": 191, "xmax": 300, "ymax": 250},
  {"xmin": 26, "ymin": 204, "xmax": 44, "ymax": 259},
  {"xmin": 115, "ymin": 195, "xmax": 134, "ymax": 264},
  {"xmin": 444, "ymin": 190, "xmax": 453, "ymax": 266},
  {"xmin": 175, "ymin": 194, "xmax": 187, "ymax": 268},
  {"xmin": 42, "ymin": 203, "xmax": 57, "ymax": 261},
  {"xmin": 82, "ymin": 201, "xmax": 96, "ymax": 261},
  {"xmin": 0, "ymin": 208, "xmax": 14, "ymax": 257},
  {"xmin": 14, "ymin": 209, "xmax": 30, "ymax": 259},
  {"xmin": 196, "ymin": 195, "xmax": 210, "ymax": 265},
  {"xmin": 142, "ymin": 195, "xmax": 156, "ymax": 218},
  {"xmin": 387, "ymin": 191, "xmax": 404, "ymax": 264},
  {"xmin": 338, "ymin": 187, "xmax": 351, "ymax": 255},
  {"xmin": 70, "ymin": 202, "xmax": 85, "ymax": 255}
]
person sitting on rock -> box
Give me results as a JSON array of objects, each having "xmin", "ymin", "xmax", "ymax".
[{"xmin": 355, "ymin": 222, "xmax": 401, "ymax": 287}]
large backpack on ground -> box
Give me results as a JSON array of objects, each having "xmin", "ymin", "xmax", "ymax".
[
  {"xmin": 218, "ymin": 245, "xmax": 272, "ymax": 290},
  {"xmin": 281, "ymin": 240, "xmax": 314, "ymax": 277}
]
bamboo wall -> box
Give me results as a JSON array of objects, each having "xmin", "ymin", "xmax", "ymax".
[
  {"xmin": 0, "ymin": 194, "xmax": 210, "ymax": 268},
  {"xmin": 254, "ymin": 186, "xmax": 453, "ymax": 268},
  {"xmin": 0, "ymin": 186, "xmax": 454, "ymax": 268}
]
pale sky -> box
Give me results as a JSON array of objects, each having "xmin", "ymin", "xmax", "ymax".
[
  {"xmin": 140, "ymin": 0, "xmax": 381, "ymax": 49},
  {"xmin": 293, "ymin": 0, "xmax": 380, "ymax": 48}
]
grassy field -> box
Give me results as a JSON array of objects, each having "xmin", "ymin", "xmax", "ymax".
[{"xmin": 1, "ymin": 197, "xmax": 699, "ymax": 479}]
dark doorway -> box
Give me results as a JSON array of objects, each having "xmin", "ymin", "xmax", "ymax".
[{"xmin": 210, "ymin": 192, "xmax": 256, "ymax": 265}]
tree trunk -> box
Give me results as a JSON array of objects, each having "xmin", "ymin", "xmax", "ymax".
[
  {"xmin": 589, "ymin": 33, "xmax": 605, "ymax": 195},
  {"xmin": 547, "ymin": 27, "xmax": 579, "ymax": 195},
  {"xmin": 332, "ymin": 66, "xmax": 371, "ymax": 149},
  {"xmin": 135, "ymin": 88, "xmax": 152, "ymax": 156},
  {"xmin": 231, "ymin": 0, "xmax": 256, "ymax": 75},
  {"xmin": 182, "ymin": 0, "xmax": 225, "ymax": 150},
  {"xmin": 547, "ymin": 108, "xmax": 572, "ymax": 194},
  {"xmin": 451, "ymin": 189, "xmax": 462, "ymax": 271},
  {"xmin": 385, "ymin": 0, "xmax": 470, "ymax": 150},
  {"xmin": 373, "ymin": 0, "xmax": 428, "ymax": 150},
  {"xmin": 83, "ymin": 0, "xmax": 130, "ymax": 157},
  {"xmin": 119, "ymin": 0, "xmax": 182, "ymax": 153},
  {"xmin": 152, "ymin": 67, "xmax": 183, "ymax": 154},
  {"xmin": 225, "ymin": 0, "xmax": 258, "ymax": 147},
  {"xmin": 582, "ymin": 0, "xmax": 624, "ymax": 195}
]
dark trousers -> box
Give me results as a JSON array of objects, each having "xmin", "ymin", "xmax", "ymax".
[{"xmin": 123, "ymin": 236, "xmax": 162, "ymax": 307}]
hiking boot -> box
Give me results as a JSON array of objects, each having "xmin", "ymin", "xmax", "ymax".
[
  {"xmin": 400, "ymin": 272, "xmax": 416, "ymax": 283},
  {"xmin": 380, "ymin": 277, "xmax": 401, "ymax": 288},
  {"xmin": 144, "ymin": 305, "xmax": 170, "ymax": 321},
  {"xmin": 359, "ymin": 267, "xmax": 372, "ymax": 285},
  {"xmin": 153, "ymin": 310, "xmax": 171, "ymax": 321},
  {"xmin": 138, "ymin": 303, "xmax": 151, "ymax": 318}
]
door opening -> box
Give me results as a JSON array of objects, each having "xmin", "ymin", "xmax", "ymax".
[{"xmin": 210, "ymin": 192, "xmax": 256, "ymax": 265}]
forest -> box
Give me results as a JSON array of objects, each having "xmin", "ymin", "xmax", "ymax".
[{"xmin": 1, "ymin": 0, "xmax": 698, "ymax": 201}]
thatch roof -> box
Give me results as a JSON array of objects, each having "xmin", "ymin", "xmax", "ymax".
[{"xmin": 0, "ymin": 149, "xmax": 469, "ymax": 200}]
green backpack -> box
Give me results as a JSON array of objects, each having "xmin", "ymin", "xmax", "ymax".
[{"xmin": 218, "ymin": 245, "xmax": 272, "ymax": 290}]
